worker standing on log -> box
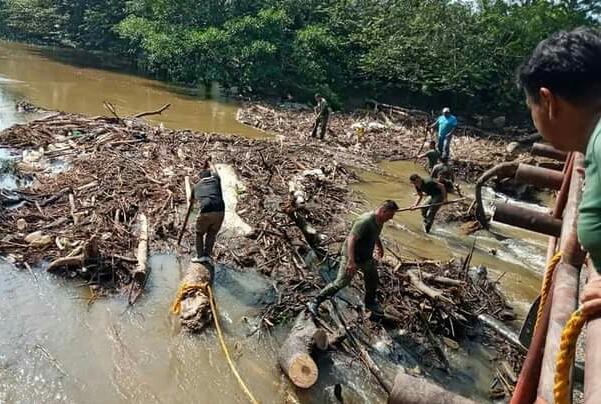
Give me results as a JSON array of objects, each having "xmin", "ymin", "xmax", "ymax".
[
  {"xmin": 409, "ymin": 174, "xmax": 447, "ymax": 233},
  {"xmin": 191, "ymin": 158, "xmax": 225, "ymax": 263},
  {"xmin": 311, "ymin": 93, "xmax": 330, "ymax": 140},
  {"xmin": 430, "ymin": 107, "xmax": 457, "ymax": 159},
  {"xmin": 517, "ymin": 27, "xmax": 601, "ymax": 312},
  {"xmin": 308, "ymin": 200, "xmax": 399, "ymax": 315},
  {"xmin": 418, "ymin": 140, "xmax": 441, "ymax": 170}
]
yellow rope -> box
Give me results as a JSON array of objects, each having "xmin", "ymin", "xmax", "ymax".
[
  {"xmin": 170, "ymin": 282, "xmax": 208, "ymax": 314},
  {"xmin": 554, "ymin": 309, "xmax": 587, "ymax": 404},
  {"xmin": 208, "ymin": 285, "xmax": 259, "ymax": 404},
  {"xmin": 535, "ymin": 252, "xmax": 562, "ymax": 330}
]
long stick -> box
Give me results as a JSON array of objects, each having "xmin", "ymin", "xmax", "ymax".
[
  {"xmin": 177, "ymin": 176, "xmax": 194, "ymax": 246},
  {"xmin": 413, "ymin": 123, "xmax": 431, "ymax": 162},
  {"xmin": 396, "ymin": 197, "xmax": 467, "ymax": 213}
]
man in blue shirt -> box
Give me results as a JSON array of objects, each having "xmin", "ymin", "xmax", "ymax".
[{"xmin": 430, "ymin": 107, "xmax": 458, "ymax": 159}]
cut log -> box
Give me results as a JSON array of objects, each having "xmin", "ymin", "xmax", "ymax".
[
  {"xmin": 478, "ymin": 313, "xmax": 526, "ymax": 353},
  {"xmin": 388, "ymin": 372, "xmax": 477, "ymax": 404},
  {"xmin": 175, "ymin": 261, "xmax": 214, "ymax": 332},
  {"xmin": 407, "ymin": 269, "xmax": 454, "ymax": 305},
  {"xmin": 278, "ymin": 311, "xmax": 328, "ymax": 389},
  {"xmin": 132, "ymin": 214, "xmax": 149, "ymax": 284}
]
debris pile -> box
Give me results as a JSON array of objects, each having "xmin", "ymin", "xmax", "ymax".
[{"xmin": 238, "ymin": 101, "xmax": 539, "ymax": 181}]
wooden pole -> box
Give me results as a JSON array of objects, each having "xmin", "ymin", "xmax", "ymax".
[
  {"xmin": 396, "ymin": 197, "xmax": 467, "ymax": 213},
  {"xmin": 177, "ymin": 176, "xmax": 193, "ymax": 246}
]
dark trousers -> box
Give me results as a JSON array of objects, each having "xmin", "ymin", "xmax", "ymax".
[
  {"xmin": 316, "ymin": 255, "xmax": 378, "ymax": 305},
  {"xmin": 311, "ymin": 114, "xmax": 329, "ymax": 139}
]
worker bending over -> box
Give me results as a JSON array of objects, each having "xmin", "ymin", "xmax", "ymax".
[{"xmin": 409, "ymin": 174, "xmax": 447, "ymax": 233}]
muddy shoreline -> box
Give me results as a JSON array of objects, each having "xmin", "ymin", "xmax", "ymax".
[{"xmin": 0, "ymin": 103, "xmax": 529, "ymax": 402}]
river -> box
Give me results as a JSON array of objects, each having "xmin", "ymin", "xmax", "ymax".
[{"xmin": 0, "ymin": 40, "xmax": 545, "ymax": 403}]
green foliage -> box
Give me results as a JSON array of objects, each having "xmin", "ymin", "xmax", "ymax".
[{"xmin": 0, "ymin": 0, "xmax": 598, "ymax": 114}]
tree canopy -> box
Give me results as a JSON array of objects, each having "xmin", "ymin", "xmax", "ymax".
[{"xmin": 0, "ymin": 0, "xmax": 598, "ymax": 115}]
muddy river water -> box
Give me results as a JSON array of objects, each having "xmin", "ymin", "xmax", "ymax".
[{"xmin": 0, "ymin": 41, "xmax": 547, "ymax": 403}]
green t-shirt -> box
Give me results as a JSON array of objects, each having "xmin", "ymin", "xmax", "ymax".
[
  {"xmin": 418, "ymin": 177, "xmax": 442, "ymax": 198},
  {"xmin": 317, "ymin": 99, "xmax": 330, "ymax": 117},
  {"xmin": 578, "ymin": 118, "xmax": 601, "ymax": 271},
  {"xmin": 342, "ymin": 212, "xmax": 383, "ymax": 263},
  {"xmin": 431, "ymin": 163, "xmax": 453, "ymax": 181},
  {"xmin": 425, "ymin": 149, "xmax": 440, "ymax": 169}
]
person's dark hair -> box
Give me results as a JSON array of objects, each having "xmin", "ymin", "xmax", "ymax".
[
  {"xmin": 315, "ymin": 93, "xmax": 322, "ymax": 99},
  {"xmin": 516, "ymin": 27, "xmax": 601, "ymax": 106},
  {"xmin": 199, "ymin": 170, "xmax": 212, "ymax": 179},
  {"xmin": 440, "ymin": 156, "xmax": 449, "ymax": 163},
  {"xmin": 381, "ymin": 200, "xmax": 399, "ymax": 211},
  {"xmin": 409, "ymin": 174, "xmax": 421, "ymax": 182},
  {"xmin": 429, "ymin": 140, "xmax": 436, "ymax": 147}
]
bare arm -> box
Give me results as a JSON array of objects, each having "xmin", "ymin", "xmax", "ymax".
[
  {"xmin": 346, "ymin": 234, "xmax": 358, "ymax": 267},
  {"xmin": 413, "ymin": 189, "xmax": 424, "ymax": 207},
  {"xmin": 375, "ymin": 237, "xmax": 384, "ymax": 259}
]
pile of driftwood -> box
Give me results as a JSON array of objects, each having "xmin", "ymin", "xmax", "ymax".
[
  {"xmin": 0, "ymin": 104, "xmax": 525, "ymax": 400},
  {"xmin": 238, "ymin": 101, "xmax": 540, "ymax": 182}
]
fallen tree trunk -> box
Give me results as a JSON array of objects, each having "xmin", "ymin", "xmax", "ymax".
[
  {"xmin": 478, "ymin": 313, "xmax": 526, "ymax": 353},
  {"xmin": 388, "ymin": 372, "xmax": 477, "ymax": 404},
  {"xmin": 132, "ymin": 214, "xmax": 148, "ymax": 284},
  {"xmin": 173, "ymin": 261, "xmax": 214, "ymax": 332},
  {"xmin": 278, "ymin": 310, "xmax": 328, "ymax": 388},
  {"xmin": 407, "ymin": 269, "xmax": 454, "ymax": 305}
]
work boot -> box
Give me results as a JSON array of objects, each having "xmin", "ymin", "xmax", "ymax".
[{"xmin": 307, "ymin": 298, "xmax": 322, "ymax": 317}]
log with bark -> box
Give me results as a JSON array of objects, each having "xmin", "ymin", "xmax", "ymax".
[
  {"xmin": 132, "ymin": 214, "xmax": 149, "ymax": 284},
  {"xmin": 388, "ymin": 372, "xmax": 477, "ymax": 404},
  {"xmin": 278, "ymin": 310, "xmax": 328, "ymax": 389},
  {"xmin": 175, "ymin": 261, "xmax": 214, "ymax": 332}
]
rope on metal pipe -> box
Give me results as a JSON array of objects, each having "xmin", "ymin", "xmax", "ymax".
[
  {"xmin": 554, "ymin": 309, "xmax": 587, "ymax": 404},
  {"xmin": 535, "ymin": 252, "xmax": 562, "ymax": 331}
]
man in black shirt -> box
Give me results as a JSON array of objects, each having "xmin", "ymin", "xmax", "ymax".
[
  {"xmin": 409, "ymin": 174, "xmax": 447, "ymax": 233},
  {"xmin": 192, "ymin": 158, "xmax": 225, "ymax": 262}
]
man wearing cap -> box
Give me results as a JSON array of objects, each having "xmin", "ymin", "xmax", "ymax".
[
  {"xmin": 308, "ymin": 200, "xmax": 399, "ymax": 315},
  {"xmin": 430, "ymin": 107, "xmax": 458, "ymax": 159}
]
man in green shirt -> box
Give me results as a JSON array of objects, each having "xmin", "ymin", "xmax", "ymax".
[
  {"xmin": 409, "ymin": 174, "xmax": 447, "ymax": 233},
  {"xmin": 311, "ymin": 93, "xmax": 330, "ymax": 140},
  {"xmin": 308, "ymin": 200, "xmax": 399, "ymax": 315},
  {"xmin": 516, "ymin": 28, "xmax": 601, "ymax": 315},
  {"xmin": 418, "ymin": 140, "xmax": 441, "ymax": 170}
]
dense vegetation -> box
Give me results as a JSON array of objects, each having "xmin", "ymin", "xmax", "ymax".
[{"xmin": 0, "ymin": 0, "xmax": 598, "ymax": 114}]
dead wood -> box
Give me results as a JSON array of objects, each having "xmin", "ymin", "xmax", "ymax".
[
  {"xmin": 133, "ymin": 103, "xmax": 171, "ymax": 119},
  {"xmin": 278, "ymin": 310, "xmax": 328, "ymax": 388}
]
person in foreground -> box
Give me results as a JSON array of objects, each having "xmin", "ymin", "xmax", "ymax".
[
  {"xmin": 191, "ymin": 158, "xmax": 225, "ymax": 263},
  {"xmin": 516, "ymin": 27, "xmax": 601, "ymax": 315},
  {"xmin": 409, "ymin": 174, "xmax": 447, "ymax": 233},
  {"xmin": 308, "ymin": 200, "xmax": 399, "ymax": 316}
]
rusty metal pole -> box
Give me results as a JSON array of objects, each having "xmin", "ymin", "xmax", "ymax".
[
  {"xmin": 532, "ymin": 143, "xmax": 569, "ymax": 162},
  {"xmin": 515, "ymin": 164, "xmax": 564, "ymax": 190},
  {"xmin": 511, "ymin": 153, "xmax": 574, "ymax": 404},
  {"xmin": 493, "ymin": 202, "xmax": 562, "ymax": 237},
  {"xmin": 536, "ymin": 153, "xmax": 586, "ymax": 403},
  {"xmin": 585, "ymin": 267, "xmax": 601, "ymax": 403}
]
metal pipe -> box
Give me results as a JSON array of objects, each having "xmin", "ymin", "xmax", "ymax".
[
  {"xmin": 532, "ymin": 143, "xmax": 568, "ymax": 162},
  {"xmin": 585, "ymin": 267, "xmax": 601, "ymax": 403},
  {"xmin": 510, "ymin": 154, "xmax": 573, "ymax": 404},
  {"xmin": 537, "ymin": 153, "xmax": 586, "ymax": 403},
  {"xmin": 493, "ymin": 202, "xmax": 562, "ymax": 237},
  {"xmin": 515, "ymin": 164, "xmax": 564, "ymax": 190}
]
